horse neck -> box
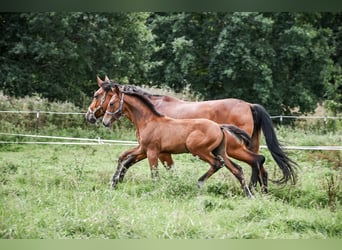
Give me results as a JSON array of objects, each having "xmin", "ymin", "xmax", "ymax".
[
  {"xmin": 146, "ymin": 94, "xmax": 184, "ymax": 107},
  {"xmin": 122, "ymin": 94, "xmax": 161, "ymax": 129}
]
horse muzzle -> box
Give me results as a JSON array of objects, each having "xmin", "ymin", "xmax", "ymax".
[
  {"xmin": 102, "ymin": 118, "xmax": 112, "ymax": 127},
  {"xmin": 85, "ymin": 112, "xmax": 97, "ymax": 124}
]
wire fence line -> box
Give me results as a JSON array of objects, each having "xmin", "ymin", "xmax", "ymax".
[
  {"xmin": 0, "ymin": 110, "xmax": 341, "ymax": 120},
  {"xmin": 1, "ymin": 110, "xmax": 341, "ymax": 150},
  {"xmin": 0, "ymin": 110, "xmax": 85, "ymax": 115},
  {"xmin": 0, "ymin": 132, "xmax": 341, "ymax": 151}
]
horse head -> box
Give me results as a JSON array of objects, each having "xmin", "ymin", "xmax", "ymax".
[
  {"xmin": 85, "ymin": 76, "xmax": 116, "ymax": 124},
  {"xmin": 102, "ymin": 85, "xmax": 125, "ymax": 127}
]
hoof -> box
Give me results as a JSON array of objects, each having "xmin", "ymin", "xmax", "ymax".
[
  {"xmin": 197, "ymin": 181, "xmax": 205, "ymax": 189},
  {"xmin": 111, "ymin": 178, "xmax": 119, "ymax": 189},
  {"xmin": 261, "ymin": 186, "xmax": 268, "ymax": 194},
  {"xmin": 244, "ymin": 186, "xmax": 254, "ymax": 198}
]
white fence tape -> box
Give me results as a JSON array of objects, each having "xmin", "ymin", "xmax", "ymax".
[
  {"xmin": 0, "ymin": 111, "xmax": 341, "ymax": 150},
  {"xmin": 0, "ymin": 132, "xmax": 341, "ymax": 150},
  {"xmin": 270, "ymin": 115, "xmax": 341, "ymax": 120},
  {"xmin": 0, "ymin": 132, "xmax": 138, "ymax": 145},
  {"xmin": 259, "ymin": 145, "xmax": 342, "ymax": 151},
  {"xmin": 0, "ymin": 110, "xmax": 85, "ymax": 115}
]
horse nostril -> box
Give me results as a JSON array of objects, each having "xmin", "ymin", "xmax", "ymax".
[{"xmin": 85, "ymin": 113, "xmax": 97, "ymax": 124}]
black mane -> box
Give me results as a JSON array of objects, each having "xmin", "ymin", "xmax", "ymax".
[
  {"xmin": 101, "ymin": 80, "xmax": 118, "ymax": 91},
  {"xmin": 122, "ymin": 90, "xmax": 164, "ymax": 117},
  {"xmin": 122, "ymin": 84, "xmax": 164, "ymax": 97},
  {"xmin": 101, "ymin": 81, "xmax": 164, "ymax": 117}
]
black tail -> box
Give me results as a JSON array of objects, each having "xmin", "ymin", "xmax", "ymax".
[
  {"xmin": 251, "ymin": 104, "xmax": 298, "ymax": 185},
  {"xmin": 220, "ymin": 124, "xmax": 251, "ymax": 148}
]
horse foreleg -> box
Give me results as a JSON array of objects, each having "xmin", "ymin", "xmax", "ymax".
[
  {"xmin": 112, "ymin": 147, "xmax": 146, "ymax": 188},
  {"xmin": 147, "ymin": 150, "xmax": 160, "ymax": 179},
  {"xmin": 119, "ymin": 153, "xmax": 147, "ymax": 182},
  {"xmin": 159, "ymin": 153, "xmax": 174, "ymax": 170}
]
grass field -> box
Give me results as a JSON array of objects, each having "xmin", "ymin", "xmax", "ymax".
[{"xmin": 0, "ymin": 128, "xmax": 341, "ymax": 239}]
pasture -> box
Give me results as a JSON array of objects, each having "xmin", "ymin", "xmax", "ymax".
[{"xmin": 0, "ymin": 128, "xmax": 341, "ymax": 239}]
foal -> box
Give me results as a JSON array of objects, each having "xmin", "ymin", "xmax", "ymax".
[{"xmin": 102, "ymin": 85, "xmax": 256, "ymax": 197}]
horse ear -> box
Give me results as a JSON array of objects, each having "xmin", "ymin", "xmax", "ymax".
[
  {"xmin": 97, "ymin": 76, "xmax": 103, "ymax": 87},
  {"xmin": 105, "ymin": 75, "xmax": 110, "ymax": 82}
]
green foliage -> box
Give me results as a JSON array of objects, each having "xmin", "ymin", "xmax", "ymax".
[
  {"xmin": 1, "ymin": 12, "xmax": 341, "ymax": 115},
  {"xmin": 148, "ymin": 12, "xmax": 341, "ymax": 115},
  {"xmin": 0, "ymin": 12, "xmax": 154, "ymax": 107}
]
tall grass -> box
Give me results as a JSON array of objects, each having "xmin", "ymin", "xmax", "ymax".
[
  {"xmin": 0, "ymin": 92, "xmax": 341, "ymax": 239},
  {"xmin": 0, "ymin": 143, "xmax": 341, "ymax": 239}
]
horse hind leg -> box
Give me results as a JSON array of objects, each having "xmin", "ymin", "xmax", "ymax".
[
  {"xmin": 215, "ymin": 140, "xmax": 253, "ymax": 198},
  {"xmin": 249, "ymin": 154, "xmax": 267, "ymax": 193},
  {"xmin": 256, "ymin": 155, "xmax": 267, "ymax": 193},
  {"xmin": 197, "ymin": 158, "xmax": 223, "ymax": 189},
  {"xmin": 222, "ymin": 154, "xmax": 253, "ymax": 198}
]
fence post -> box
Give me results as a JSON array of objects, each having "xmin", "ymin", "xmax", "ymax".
[
  {"xmin": 280, "ymin": 115, "xmax": 283, "ymax": 126},
  {"xmin": 36, "ymin": 110, "xmax": 40, "ymax": 134},
  {"xmin": 323, "ymin": 116, "xmax": 327, "ymax": 134}
]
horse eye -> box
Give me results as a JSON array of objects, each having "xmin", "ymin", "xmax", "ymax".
[{"xmin": 109, "ymin": 102, "xmax": 114, "ymax": 107}]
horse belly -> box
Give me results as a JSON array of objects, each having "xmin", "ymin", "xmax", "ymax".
[{"xmin": 160, "ymin": 133, "xmax": 189, "ymax": 154}]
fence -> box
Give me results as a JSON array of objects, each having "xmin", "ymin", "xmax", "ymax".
[
  {"xmin": 0, "ymin": 110, "xmax": 341, "ymax": 150},
  {"xmin": 0, "ymin": 132, "xmax": 341, "ymax": 150}
]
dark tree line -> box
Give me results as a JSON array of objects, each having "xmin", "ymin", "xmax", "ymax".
[{"xmin": 0, "ymin": 12, "xmax": 341, "ymax": 115}]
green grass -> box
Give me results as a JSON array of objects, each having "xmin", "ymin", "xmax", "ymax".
[{"xmin": 0, "ymin": 131, "xmax": 341, "ymax": 239}]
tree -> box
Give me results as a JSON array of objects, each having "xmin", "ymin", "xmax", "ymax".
[
  {"xmin": 148, "ymin": 12, "xmax": 338, "ymax": 115},
  {"xmin": 0, "ymin": 12, "xmax": 154, "ymax": 106}
]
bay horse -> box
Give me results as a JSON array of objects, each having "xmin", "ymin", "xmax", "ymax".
[
  {"xmin": 102, "ymin": 85, "xmax": 260, "ymax": 197},
  {"xmin": 86, "ymin": 76, "xmax": 175, "ymax": 169},
  {"xmin": 86, "ymin": 77, "xmax": 267, "ymax": 192},
  {"xmin": 124, "ymin": 84, "xmax": 298, "ymax": 187}
]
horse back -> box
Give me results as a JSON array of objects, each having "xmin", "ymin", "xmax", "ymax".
[{"xmin": 153, "ymin": 98, "xmax": 254, "ymax": 135}]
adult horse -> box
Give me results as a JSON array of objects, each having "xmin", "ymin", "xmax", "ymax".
[
  {"xmin": 102, "ymin": 85, "xmax": 261, "ymax": 197},
  {"xmin": 86, "ymin": 77, "xmax": 267, "ymax": 192},
  {"xmin": 124, "ymin": 84, "xmax": 298, "ymax": 187}
]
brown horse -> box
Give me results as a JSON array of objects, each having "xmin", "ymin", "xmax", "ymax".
[
  {"xmin": 86, "ymin": 77, "xmax": 267, "ymax": 192},
  {"xmin": 124, "ymin": 84, "xmax": 298, "ymax": 187},
  {"xmin": 102, "ymin": 85, "xmax": 259, "ymax": 197},
  {"xmin": 86, "ymin": 76, "xmax": 175, "ymax": 169}
]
